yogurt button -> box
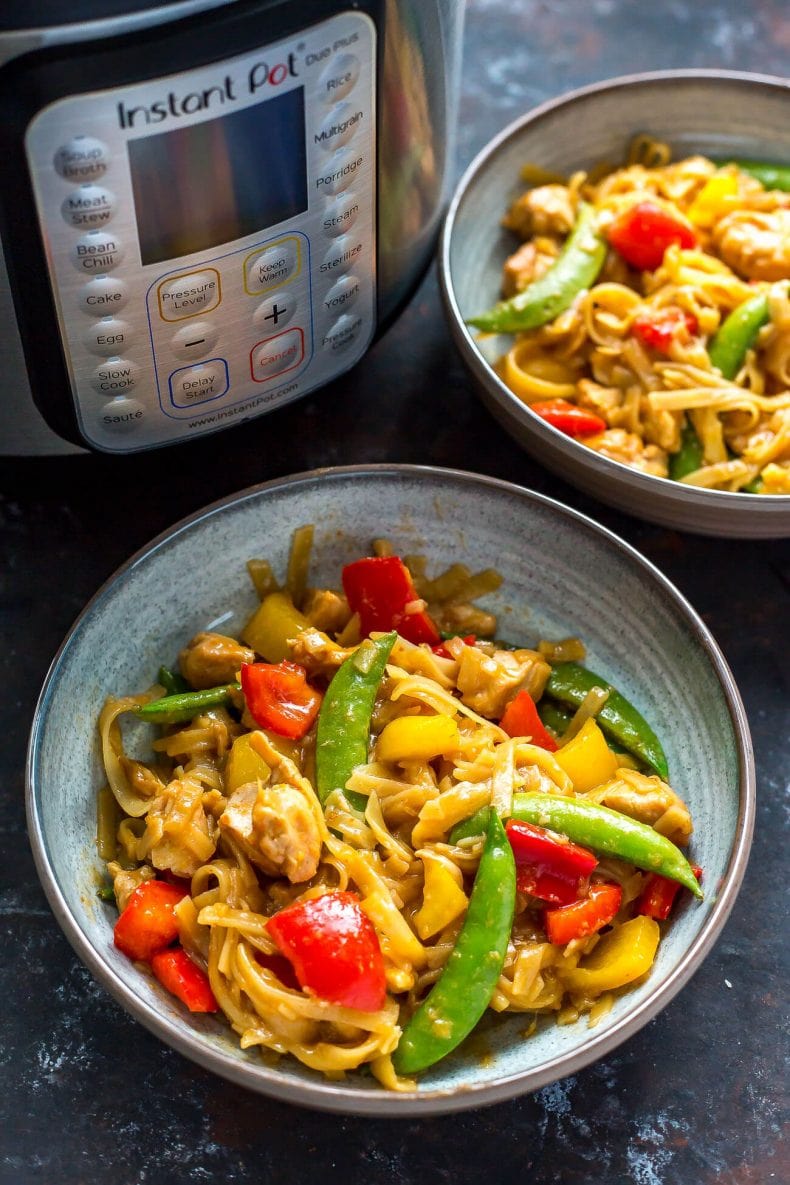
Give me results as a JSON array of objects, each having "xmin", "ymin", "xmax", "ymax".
[
  {"xmin": 318, "ymin": 54, "xmax": 360, "ymax": 102},
  {"xmin": 61, "ymin": 184, "xmax": 116, "ymax": 228},
  {"xmin": 98, "ymin": 397, "xmax": 146, "ymax": 430},
  {"xmin": 71, "ymin": 230, "xmax": 124, "ymax": 274},
  {"xmin": 78, "ymin": 276, "xmax": 129, "ymax": 315},
  {"xmin": 91, "ymin": 358, "xmax": 140, "ymax": 394},
  {"xmin": 54, "ymin": 136, "xmax": 110, "ymax": 182},
  {"xmin": 323, "ymin": 274, "xmax": 360, "ymax": 315},
  {"xmin": 82, "ymin": 318, "xmax": 132, "ymax": 356}
]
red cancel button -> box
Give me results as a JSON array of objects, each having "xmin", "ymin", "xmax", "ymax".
[{"xmin": 250, "ymin": 327, "xmax": 304, "ymax": 382}]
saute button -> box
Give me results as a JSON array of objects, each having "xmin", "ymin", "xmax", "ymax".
[
  {"xmin": 322, "ymin": 275, "xmax": 360, "ymax": 316},
  {"xmin": 61, "ymin": 184, "xmax": 116, "ymax": 228},
  {"xmin": 158, "ymin": 269, "xmax": 221, "ymax": 321},
  {"xmin": 71, "ymin": 230, "xmax": 124, "ymax": 273},
  {"xmin": 99, "ymin": 397, "xmax": 146, "ymax": 430},
  {"xmin": 250, "ymin": 328, "xmax": 304, "ymax": 380},
  {"xmin": 322, "ymin": 192, "xmax": 359, "ymax": 237},
  {"xmin": 321, "ymin": 313, "xmax": 363, "ymax": 353},
  {"xmin": 170, "ymin": 320, "xmax": 219, "ymax": 360},
  {"xmin": 253, "ymin": 294, "xmax": 297, "ymax": 332},
  {"xmin": 318, "ymin": 54, "xmax": 360, "ymax": 103},
  {"xmin": 314, "ymin": 102, "xmax": 362, "ymax": 151},
  {"xmin": 244, "ymin": 242, "xmax": 298, "ymax": 294},
  {"xmin": 314, "ymin": 147, "xmax": 363, "ymax": 196},
  {"xmin": 54, "ymin": 136, "xmax": 110, "ymax": 182},
  {"xmin": 169, "ymin": 360, "xmax": 229, "ymax": 407},
  {"xmin": 82, "ymin": 318, "xmax": 132, "ymax": 356},
  {"xmin": 91, "ymin": 358, "xmax": 140, "ymax": 394},
  {"xmin": 78, "ymin": 276, "xmax": 129, "ymax": 315}
]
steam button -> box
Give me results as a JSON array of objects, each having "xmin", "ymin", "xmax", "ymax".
[
  {"xmin": 318, "ymin": 55, "xmax": 360, "ymax": 103},
  {"xmin": 322, "ymin": 192, "xmax": 359, "ymax": 237},
  {"xmin": 61, "ymin": 184, "xmax": 116, "ymax": 228},
  {"xmin": 71, "ymin": 230, "xmax": 124, "ymax": 274},
  {"xmin": 54, "ymin": 136, "xmax": 110, "ymax": 182}
]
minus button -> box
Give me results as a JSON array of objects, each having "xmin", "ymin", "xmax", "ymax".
[{"xmin": 169, "ymin": 320, "xmax": 218, "ymax": 361}]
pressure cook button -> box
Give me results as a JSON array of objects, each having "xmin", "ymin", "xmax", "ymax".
[
  {"xmin": 54, "ymin": 136, "xmax": 110, "ymax": 182},
  {"xmin": 158, "ymin": 269, "xmax": 221, "ymax": 321},
  {"xmin": 71, "ymin": 230, "xmax": 124, "ymax": 273},
  {"xmin": 317, "ymin": 54, "xmax": 360, "ymax": 102},
  {"xmin": 322, "ymin": 192, "xmax": 359, "ymax": 237},
  {"xmin": 99, "ymin": 397, "xmax": 146, "ymax": 430},
  {"xmin": 321, "ymin": 313, "xmax": 363, "ymax": 353},
  {"xmin": 91, "ymin": 358, "xmax": 140, "ymax": 395},
  {"xmin": 169, "ymin": 360, "xmax": 229, "ymax": 408},
  {"xmin": 250, "ymin": 328, "xmax": 304, "ymax": 381},
  {"xmin": 315, "ymin": 148, "xmax": 363, "ymax": 196},
  {"xmin": 61, "ymin": 184, "xmax": 116, "ymax": 228},
  {"xmin": 82, "ymin": 318, "xmax": 132, "ymax": 356},
  {"xmin": 253, "ymin": 294, "xmax": 297, "ymax": 332},
  {"xmin": 323, "ymin": 275, "xmax": 360, "ymax": 316},
  {"xmin": 170, "ymin": 320, "xmax": 220, "ymax": 361},
  {"xmin": 314, "ymin": 102, "xmax": 362, "ymax": 151},
  {"xmin": 78, "ymin": 276, "xmax": 129, "ymax": 315}
]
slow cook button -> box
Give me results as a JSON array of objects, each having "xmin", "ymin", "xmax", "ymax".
[
  {"xmin": 61, "ymin": 184, "xmax": 116, "ymax": 228},
  {"xmin": 321, "ymin": 313, "xmax": 363, "ymax": 353},
  {"xmin": 317, "ymin": 54, "xmax": 360, "ymax": 102},
  {"xmin": 314, "ymin": 147, "xmax": 363, "ymax": 196},
  {"xmin": 158, "ymin": 269, "xmax": 221, "ymax": 321},
  {"xmin": 82, "ymin": 317, "xmax": 132, "ymax": 356},
  {"xmin": 91, "ymin": 358, "xmax": 140, "ymax": 394},
  {"xmin": 99, "ymin": 397, "xmax": 146, "ymax": 430},
  {"xmin": 71, "ymin": 230, "xmax": 124, "ymax": 273},
  {"xmin": 78, "ymin": 276, "xmax": 129, "ymax": 315},
  {"xmin": 169, "ymin": 360, "xmax": 229, "ymax": 408},
  {"xmin": 323, "ymin": 193, "xmax": 359, "ymax": 238},
  {"xmin": 54, "ymin": 136, "xmax": 110, "ymax": 182},
  {"xmin": 323, "ymin": 274, "xmax": 360, "ymax": 316},
  {"xmin": 314, "ymin": 103, "xmax": 362, "ymax": 151},
  {"xmin": 250, "ymin": 328, "xmax": 304, "ymax": 381}
]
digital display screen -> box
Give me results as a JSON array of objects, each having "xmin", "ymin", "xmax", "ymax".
[{"xmin": 128, "ymin": 88, "xmax": 307, "ymax": 265}]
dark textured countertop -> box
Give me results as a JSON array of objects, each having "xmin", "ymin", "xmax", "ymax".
[{"xmin": 3, "ymin": 2, "xmax": 789, "ymax": 1182}]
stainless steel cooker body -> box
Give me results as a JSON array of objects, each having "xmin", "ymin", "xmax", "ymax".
[{"xmin": 0, "ymin": 0, "xmax": 463, "ymax": 453}]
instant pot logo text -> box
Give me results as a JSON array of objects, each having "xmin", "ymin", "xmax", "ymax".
[{"xmin": 117, "ymin": 55, "xmax": 298, "ymax": 128}]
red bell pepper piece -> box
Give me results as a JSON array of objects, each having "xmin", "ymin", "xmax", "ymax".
[
  {"xmin": 150, "ymin": 947, "xmax": 219, "ymax": 1013},
  {"xmin": 431, "ymin": 634, "xmax": 477, "ymax": 658},
  {"xmin": 544, "ymin": 881, "xmax": 622, "ymax": 945},
  {"xmin": 341, "ymin": 556, "xmax": 440, "ymax": 645},
  {"xmin": 240, "ymin": 660, "xmax": 322, "ymax": 739},
  {"xmin": 632, "ymin": 307, "xmax": 699, "ymax": 353},
  {"xmin": 607, "ymin": 201, "xmax": 697, "ymax": 271},
  {"xmin": 529, "ymin": 399, "xmax": 606, "ymax": 437},
  {"xmin": 267, "ymin": 890, "xmax": 387, "ymax": 1012},
  {"xmin": 500, "ymin": 689, "xmax": 559, "ymax": 751},
  {"xmin": 637, "ymin": 864, "xmax": 703, "ymax": 920},
  {"xmin": 113, "ymin": 880, "xmax": 189, "ymax": 962},
  {"xmin": 506, "ymin": 819, "xmax": 597, "ymax": 905}
]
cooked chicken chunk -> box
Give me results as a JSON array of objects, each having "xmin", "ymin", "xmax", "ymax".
[
  {"xmin": 289, "ymin": 626, "xmax": 355, "ymax": 676},
  {"xmin": 456, "ymin": 647, "xmax": 551, "ymax": 719},
  {"xmin": 141, "ymin": 773, "xmax": 218, "ymax": 878},
  {"xmin": 502, "ymin": 239, "xmax": 559, "ymax": 296},
  {"xmin": 106, "ymin": 861, "xmax": 155, "ymax": 911},
  {"xmin": 589, "ymin": 768, "xmax": 692, "ymax": 846},
  {"xmin": 713, "ymin": 209, "xmax": 790, "ymax": 282},
  {"xmin": 179, "ymin": 632, "xmax": 255, "ymax": 689},
  {"xmin": 219, "ymin": 781, "xmax": 321, "ymax": 883},
  {"xmin": 583, "ymin": 428, "xmax": 669, "ymax": 477},
  {"xmin": 301, "ymin": 588, "xmax": 353, "ymax": 635},
  {"xmin": 504, "ymin": 184, "xmax": 576, "ymax": 239}
]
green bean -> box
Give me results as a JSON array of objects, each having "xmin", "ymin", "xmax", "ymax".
[
  {"xmin": 726, "ymin": 159, "xmax": 790, "ymax": 193},
  {"xmin": 669, "ymin": 421, "xmax": 705, "ymax": 481},
  {"xmin": 135, "ymin": 683, "xmax": 239, "ymax": 725},
  {"xmin": 157, "ymin": 665, "xmax": 188, "ymax": 696},
  {"xmin": 450, "ymin": 795, "xmax": 702, "ymax": 897},
  {"xmin": 392, "ymin": 809, "xmax": 516, "ymax": 1075},
  {"xmin": 545, "ymin": 662, "xmax": 668, "ymax": 779},
  {"xmin": 315, "ymin": 632, "xmax": 397, "ymax": 810},
  {"xmin": 708, "ymin": 292, "xmax": 771, "ymax": 381},
  {"xmin": 468, "ymin": 202, "xmax": 607, "ymax": 334}
]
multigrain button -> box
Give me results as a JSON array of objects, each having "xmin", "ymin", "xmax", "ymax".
[
  {"xmin": 323, "ymin": 274, "xmax": 360, "ymax": 315},
  {"xmin": 158, "ymin": 269, "xmax": 220, "ymax": 321},
  {"xmin": 321, "ymin": 313, "xmax": 363, "ymax": 353},
  {"xmin": 317, "ymin": 54, "xmax": 360, "ymax": 102},
  {"xmin": 314, "ymin": 102, "xmax": 362, "ymax": 151},
  {"xmin": 253, "ymin": 293, "xmax": 297, "ymax": 332},
  {"xmin": 54, "ymin": 136, "xmax": 110, "ymax": 182},
  {"xmin": 61, "ymin": 184, "xmax": 116, "ymax": 228},
  {"xmin": 314, "ymin": 148, "xmax": 363, "ymax": 196},
  {"xmin": 169, "ymin": 360, "xmax": 229, "ymax": 408},
  {"xmin": 322, "ymin": 192, "xmax": 359, "ymax": 237},
  {"xmin": 82, "ymin": 317, "xmax": 132, "ymax": 356},
  {"xmin": 78, "ymin": 276, "xmax": 129, "ymax": 315},
  {"xmin": 91, "ymin": 358, "xmax": 140, "ymax": 394},
  {"xmin": 244, "ymin": 241, "xmax": 298, "ymax": 295},
  {"xmin": 250, "ymin": 328, "xmax": 304, "ymax": 381},
  {"xmin": 99, "ymin": 397, "xmax": 146, "ymax": 430},
  {"xmin": 71, "ymin": 230, "xmax": 124, "ymax": 273},
  {"xmin": 170, "ymin": 320, "xmax": 219, "ymax": 361}
]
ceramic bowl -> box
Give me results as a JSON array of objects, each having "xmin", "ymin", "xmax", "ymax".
[
  {"xmin": 439, "ymin": 70, "xmax": 790, "ymax": 538},
  {"xmin": 27, "ymin": 465, "xmax": 754, "ymax": 1114}
]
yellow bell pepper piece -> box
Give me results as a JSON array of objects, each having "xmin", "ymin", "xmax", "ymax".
[
  {"xmin": 225, "ymin": 731, "xmax": 271, "ymax": 793},
  {"xmin": 687, "ymin": 172, "xmax": 739, "ymax": 228},
  {"xmin": 413, "ymin": 852, "xmax": 469, "ymax": 940},
  {"xmin": 554, "ymin": 717, "xmax": 619, "ymax": 793},
  {"xmin": 562, "ymin": 915, "xmax": 660, "ymax": 995},
  {"xmin": 377, "ymin": 714, "xmax": 460, "ymax": 763},
  {"xmin": 241, "ymin": 591, "xmax": 309, "ymax": 663}
]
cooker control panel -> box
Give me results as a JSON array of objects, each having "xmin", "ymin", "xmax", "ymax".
[{"xmin": 25, "ymin": 11, "xmax": 375, "ymax": 452}]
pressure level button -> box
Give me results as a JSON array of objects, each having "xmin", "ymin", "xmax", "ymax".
[
  {"xmin": 61, "ymin": 184, "xmax": 116, "ymax": 228},
  {"xmin": 54, "ymin": 136, "xmax": 110, "ymax": 182},
  {"xmin": 71, "ymin": 230, "xmax": 124, "ymax": 273}
]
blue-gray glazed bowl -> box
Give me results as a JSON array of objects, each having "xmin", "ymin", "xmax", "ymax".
[{"xmin": 26, "ymin": 465, "xmax": 754, "ymax": 1114}]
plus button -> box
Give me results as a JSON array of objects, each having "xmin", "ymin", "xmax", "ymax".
[{"xmin": 264, "ymin": 302, "xmax": 287, "ymax": 326}]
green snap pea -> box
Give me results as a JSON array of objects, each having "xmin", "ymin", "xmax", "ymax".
[
  {"xmin": 392, "ymin": 809, "xmax": 516, "ymax": 1076},
  {"xmin": 135, "ymin": 683, "xmax": 239, "ymax": 725},
  {"xmin": 669, "ymin": 421, "xmax": 705, "ymax": 481},
  {"xmin": 545, "ymin": 662, "xmax": 668, "ymax": 780},
  {"xmin": 450, "ymin": 795, "xmax": 702, "ymax": 898},
  {"xmin": 468, "ymin": 202, "xmax": 607, "ymax": 334},
  {"xmin": 315, "ymin": 632, "xmax": 397, "ymax": 809},
  {"xmin": 157, "ymin": 665, "xmax": 188, "ymax": 696},
  {"xmin": 725, "ymin": 159, "xmax": 790, "ymax": 193},
  {"xmin": 708, "ymin": 292, "xmax": 770, "ymax": 381}
]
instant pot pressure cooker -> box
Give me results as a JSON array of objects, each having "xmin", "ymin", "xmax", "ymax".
[{"xmin": 0, "ymin": 0, "xmax": 463, "ymax": 454}]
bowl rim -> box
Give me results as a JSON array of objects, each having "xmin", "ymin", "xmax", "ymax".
[
  {"xmin": 26, "ymin": 463, "xmax": 756, "ymax": 1115},
  {"xmin": 439, "ymin": 68, "xmax": 790, "ymax": 517}
]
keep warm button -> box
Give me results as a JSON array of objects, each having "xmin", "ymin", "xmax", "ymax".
[
  {"xmin": 168, "ymin": 359, "xmax": 229, "ymax": 408},
  {"xmin": 250, "ymin": 328, "xmax": 304, "ymax": 382}
]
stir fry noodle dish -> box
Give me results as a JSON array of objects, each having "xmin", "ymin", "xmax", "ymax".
[
  {"xmin": 99, "ymin": 528, "xmax": 703, "ymax": 1089},
  {"xmin": 469, "ymin": 137, "xmax": 790, "ymax": 494}
]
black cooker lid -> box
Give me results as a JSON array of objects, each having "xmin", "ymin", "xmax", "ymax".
[{"xmin": 1, "ymin": 0, "xmax": 233, "ymax": 34}]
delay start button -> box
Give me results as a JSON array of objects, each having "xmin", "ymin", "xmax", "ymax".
[{"xmin": 169, "ymin": 359, "xmax": 229, "ymax": 408}]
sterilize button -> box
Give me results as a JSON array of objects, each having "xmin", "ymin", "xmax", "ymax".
[
  {"xmin": 170, "ymin": 320, "xmax": 220, "ymax": 361},
  {"xmin": 253, "ymin": 294, "xmax": 297, "ymax": 332},
  {"xmin": 244, "ymin": 242, "xmax": 298, "ymax": 295},
  {"xmin": 314, "ymin": 102, "xmax": 362, "ymax": 152},
  {"xmin": 320, "ymin": 235, "xmax": 364, "ymax": 274},
  {"xmin": 323, "ymin": 275, "xmax": 360, "ymax": 316},
  {"xmin": 315, "ymin": 147, "xmax": 363, "ymax": 196},
  {"xmin": 323, "ymin": 192, "xmax": 359, "ymax": 238},
  {"xmin": 71, "ymin": 230, "xmax": 124, "ymax": 273},
  {"xmin": 54, "ymin": 136, "xmax": 110, "ymax": 182},
  {"xmin": 98, "ymin": 397, "xmax": 146, "ymax": 430},
  {"xmin": 91, "ymin": 358, "xmax": 140, "ymax": 395},
  {"xmin": 61, "ymin": 184, "xmax": 116, "ymax": 229},
  {"xmin": 83, "ymin": 318, "xmax": 132, "ymax": 356},
  {"xmin": 78, "ymin": 276, "xmax": 129, "ymax": 315},
  {"xmin": 321, "ymin": 314, "xmax": 363, "ymax": 353},
  {"xmin": 318, "ymin": 54, "xmax": 360, "ymax": 102},
  {"xmin": 169, "ymin": 360, "xmax": 229, "ymax": 408},
  {"xmin": 250, "ymin": 328, "xmax": 305, "ymax": 380}
]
